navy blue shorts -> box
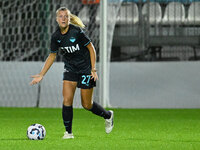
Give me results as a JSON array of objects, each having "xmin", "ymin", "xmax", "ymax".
[{"xmin": 63, "ymin": 71, "xmax": 96, "ymax": 89}]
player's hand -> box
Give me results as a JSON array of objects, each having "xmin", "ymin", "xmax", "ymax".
[
  {"xmin": 30, "ymin": 74, "xmax": 43, "ymax": 85},
  {"xmin": 91, "ymin": 71, "xmax": 98, "ymax": 81}
]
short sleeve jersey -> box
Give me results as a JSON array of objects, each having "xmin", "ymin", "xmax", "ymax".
[{"xmin": 50, "ymin": 24, "xmax": 91, "ymax": 74}]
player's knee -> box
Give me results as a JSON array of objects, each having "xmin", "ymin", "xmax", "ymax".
[
  {"xmin": 63, "ymin": 98, "xmax": 73, "ymax": 106},
  {"xmin": 82, "ymin": 102, "xmax": 92, "ymax": 110}
]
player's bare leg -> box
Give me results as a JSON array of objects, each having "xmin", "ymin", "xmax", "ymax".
[
  {"xmin": 81, "ymin": 88, "xmax": 93, "ymax": 110},
  {"xmin": 63, "ymin": 80, "xmax": 77, "ymax": 106}
]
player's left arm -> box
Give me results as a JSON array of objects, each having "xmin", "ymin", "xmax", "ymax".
[{"xmin": 86, "ymin": 42, "xmax": 98, "ymax": 81}]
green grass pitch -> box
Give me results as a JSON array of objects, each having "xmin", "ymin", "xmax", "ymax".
[{"xmin": 0, "ymin": 108, "xmax": 200, "ymax": 150}]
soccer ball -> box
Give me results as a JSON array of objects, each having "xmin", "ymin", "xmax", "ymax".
[{"xmin": 27, "ymin": 124, "xmax": 46, "ymax": 140}]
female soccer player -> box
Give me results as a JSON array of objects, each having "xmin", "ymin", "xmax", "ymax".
[{"xmin": 30, "ymin": 7, "xmax": 114, "ymax": 139}]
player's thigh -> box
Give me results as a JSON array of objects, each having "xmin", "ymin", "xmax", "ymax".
[
  {"xmin": 81, "ymin": 88, "xmax": 93, "ymax": 109},
  {"xmin": 63, "ymin": 80, "xmax": 77, "ymax": 105}
]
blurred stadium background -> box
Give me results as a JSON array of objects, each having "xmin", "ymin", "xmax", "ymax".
[{"xmin": 0, "ymin": 0, "xmax": 200, "ymax": 108}]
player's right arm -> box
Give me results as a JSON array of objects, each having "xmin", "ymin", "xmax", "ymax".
[{"xmin": 30, "ymin": 53, "xmax": 56, "ymax": 85}]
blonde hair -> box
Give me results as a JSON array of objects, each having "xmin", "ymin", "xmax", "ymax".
[{"xmin": 56, "ymin": 7, "xmax": 85, "ymax": 28}]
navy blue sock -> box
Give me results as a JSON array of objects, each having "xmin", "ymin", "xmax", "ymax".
[
  {"xmin": 62, "ymin": 105, "xmax": 73, "ymax": 134},
  {"xmin": 89, "ymin": 102, "xmax": 111, "ymax": 119}
]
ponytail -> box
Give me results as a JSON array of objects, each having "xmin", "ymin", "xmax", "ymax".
[
  {"xmin": 56, "ymin": 7, "xmax": 85, "ymax": 29},
  {"xmin": 70, "ymin": 13, "xmax": 85, "ymax": 29}
]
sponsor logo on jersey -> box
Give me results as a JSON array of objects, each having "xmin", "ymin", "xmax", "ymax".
[
  {"xmin": 70, "ymin": 37, "xmax": 76, "ymax": 43},
  {"xmin": 60, "ymin": 44, "xmax": 80, "ymax": 53},
  {"xmin": 57, "ymin": 40, "xmax": 61, "ymax": 43}
]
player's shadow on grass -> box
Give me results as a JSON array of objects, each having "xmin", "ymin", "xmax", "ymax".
[{"xmin": 0, "ymin": 138, "xmax": 28, "ymax": 141}]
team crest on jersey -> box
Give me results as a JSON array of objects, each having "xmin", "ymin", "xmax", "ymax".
[{"xmin": 70, "ymin": 37, "xmax": 76, "ymax": 43}]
